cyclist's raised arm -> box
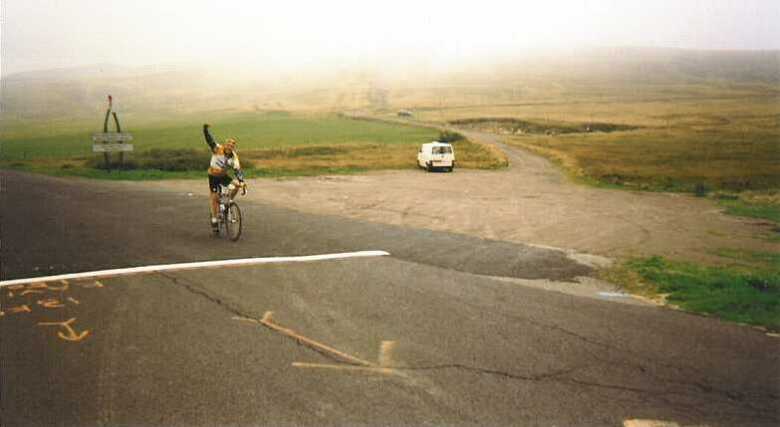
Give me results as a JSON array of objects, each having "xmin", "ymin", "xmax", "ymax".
[{"xmin": 203, "ymin": 124, "xmax": 218, "ymax": 152}]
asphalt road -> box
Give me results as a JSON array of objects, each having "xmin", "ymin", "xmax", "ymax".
[{"xmin": 1, "ymin": 171, "xmax": 778, "ymax": 426}]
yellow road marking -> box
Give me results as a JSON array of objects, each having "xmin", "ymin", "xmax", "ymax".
[
  {"xmin": 77, "ymin": 280, "xmax": 105, "ymax": 289},
  {"xmin": 234, "ymin": 316, "xmax": 259, "ymax": 324},
  {"xmin": 49, "ymin": 280, "xmax": 70, "ymax": 292},
  {"xmin": 378, "ymin": 340, "xmax": 396, "ymax": 367},
  {"xmin": 37, "ymin": 298, "xmax": 65, "ymax": 309},
  {"xmin": 38, "ymin": 318, "xmax": 90, "ymax": 342},
  {"xmin": 234, "ymin": 314, "xmax": 373, "ymax": 367},
  {"xmin": 8, "ymin": 304, "xmax": 32, "ymax": 314},
  {"xmin": 233, "ymin": 313, "xmax": 403, "ymax": 376},
  {"xmin": 291, "ymin": 362, "xmax": 396, "ymax": 375}
]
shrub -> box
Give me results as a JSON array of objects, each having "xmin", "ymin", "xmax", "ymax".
[
  {"xmin": 140, "ymin": 149, "xmax": 208, "ymax": 171},
  {"xmin": 86, "ymin": 157, "xmax": 139, "ymax": 170},
  {"xmin": 694, "ymin": 183, "xmax": 711, "ymax": 197},
  {"xmin": 449, "ymin": 117, "xmax": 639, "ymax": 135},
  {"xmin": 88, "ymin": 149, "xmax": 253, "ymax": 172},
  {"xmin": 438, "ymin": 130, "xmax": 465, "ymax": 143}
]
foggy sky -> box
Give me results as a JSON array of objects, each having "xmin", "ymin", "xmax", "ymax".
[{"xmin": 2, "ymin": 0, "xmax": 779, "ymax": 75}]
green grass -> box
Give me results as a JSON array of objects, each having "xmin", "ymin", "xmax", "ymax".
[
  {"xmin": 0, "ymin": 112, "xmax": 438, "ymax": 161},
  {"xmin": 0, "ymin": 112, "xmax": 509, "ymax": 179},
  {"xmin": 718, "ymin": 199, "xmax": 780, "ymax": 223},
  {"xmin": 714, "ymin": 248, "xmax": 780, "ymax": 267},
  {"xmin": 606, "ymin": 255, "xmax": 780, "ymax": 330}
]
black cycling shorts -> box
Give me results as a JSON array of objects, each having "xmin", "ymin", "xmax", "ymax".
[{"xmin": 208, "ymin": 174, "xmax": 233, "ymax": 193}]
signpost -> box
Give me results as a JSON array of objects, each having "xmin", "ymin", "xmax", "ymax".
[
  {"xmin": 92, "ymin": 133, "xmax": 134, "ymax": 143},
  {"xmin": 92, "ymin": 143, "xmax": 134, "ymax": 152},
  {"xmin": 93, "ymin": 95, "xmax": 133, "ymax": 169}
]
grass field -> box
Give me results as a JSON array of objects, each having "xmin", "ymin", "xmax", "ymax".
[
  {"xmin": 406, "ymin": 89, "xmax": 780, "ymax": 193},
  {"xmin": 389, "ymin": 79, "xmax": 780, "ymax": 225},
  {"xmin": 1, "ymin": 111, "xmax": 434, "ymax": 160},
  {"xmin": 0, "ymin": 112, "xmax": 507, "ymax": 178}
]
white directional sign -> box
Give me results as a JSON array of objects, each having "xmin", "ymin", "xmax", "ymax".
[
  {"xmin": 92, "ymin": 133, "xmax": 134, "ymax": 143},
  {"xmin": 92, "ymin": 143, "xmax": 134, "ymax": 152}
]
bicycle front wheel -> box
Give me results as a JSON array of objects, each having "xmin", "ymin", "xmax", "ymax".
[{"xmin": 225, "ymin": 202, "xmax": 242, "ymax": 241}]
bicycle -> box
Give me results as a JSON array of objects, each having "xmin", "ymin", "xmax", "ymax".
[{"xmin": 212, "ymin": 184, "xmax": 244, "ymax": 241}]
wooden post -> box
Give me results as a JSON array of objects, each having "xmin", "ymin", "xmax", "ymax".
[
  {"xmin": 102, "ymin": 106, "xmax": 112, "ymax": 169},
  {"xmin": 95, "ymin": 95, "xmax": 131, "ymax": 170},
  {"xmin": 113, "ymin": 112, "xmax": 123, "ymax": 166}
]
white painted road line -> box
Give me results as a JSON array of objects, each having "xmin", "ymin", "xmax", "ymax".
[{"xmin": 0, "ymin": 251, "xmax": 390, "ymax": 287}]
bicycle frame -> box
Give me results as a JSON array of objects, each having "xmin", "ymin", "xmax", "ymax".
[{"xmin": 215, "ymin": 186, "xmax": 242, "ymax": 241}]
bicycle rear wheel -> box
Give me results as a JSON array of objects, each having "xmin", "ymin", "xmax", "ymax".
[{"xmin": 225, "ymin": 202, "xmax": 242, "ymax": 241}]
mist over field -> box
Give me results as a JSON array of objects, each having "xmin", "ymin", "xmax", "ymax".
[
  {"xmin": 1, "ymin": 0, "xmax": 779, "ymax": 124},
  {"xmin": 2, "ymin": 47, "xmax": 778, "ymax": 125}
]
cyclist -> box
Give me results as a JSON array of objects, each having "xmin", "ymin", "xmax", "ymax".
[{"xmin": 203, "ymin": 123, "xmax": 246, "ymax": 232}]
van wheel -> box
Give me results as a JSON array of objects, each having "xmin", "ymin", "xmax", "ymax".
[
  {"xmin": 426, "ymin": 162, "xmax": 433, "ymax": 172},
  {"xmin": 447, "ymin": 167, "xmax": 454, "ymax": 172}
]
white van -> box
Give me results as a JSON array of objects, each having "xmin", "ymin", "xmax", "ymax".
[{"xmin": 418, "ymin": 142, "xmax": 455, "ymax": 172}]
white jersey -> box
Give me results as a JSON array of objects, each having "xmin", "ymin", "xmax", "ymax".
[{"xmin": 208, "ymin": 144, "xmax": 241, "ymax": 176}]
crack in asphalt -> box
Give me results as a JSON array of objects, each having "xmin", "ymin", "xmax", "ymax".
[
  {"xmin": 395, "ymin": 363, "xmax": 584, "ymax": 382},
  {"xmin": 392, "ymin": 364, "xmax": 778, "ymax": 422},
  {"xmin": 158, "ymin": 272, "xmax": 247, "ymax": 318},
  {"xmin": 520, "ymin": 318, "xmax": 779, "ymax": 412},
  {"xmin": 393, "ymin": 362, "xmax": 717, "ymax": 400},
  {"xmin": 157, "ymin": 272, "xmax": 374, "ymax": 366},
  {"xmin": 157, "ymin": 271, "xmax": 593, "ymax": 387},
  {"xmin": 454, "ymin": 295, "xmax": 713, "ymax": 377},
  {"xmin": 450, "ymin": 298, "xmax": 780, "ymax": 419},
  {"xmin": 157, "ymin": 271, "xmax": 779, "ymax": 423},
  {"xmin": 380, "ymin": 284, "xmax": 779, "ymax": 419}
]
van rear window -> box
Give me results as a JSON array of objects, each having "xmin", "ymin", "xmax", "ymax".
[{"xmin": 432, "ymin": 146, "xmax": 452, "ymax": 154}]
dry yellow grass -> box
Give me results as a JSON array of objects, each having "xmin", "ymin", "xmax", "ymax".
[
  {"xmin": 390, "ymin": 80, "xmax": 780, "ymax": 192},
  {"xmin": 244, "ymin": 139, "xmax": 507, "ymax": 172}
]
